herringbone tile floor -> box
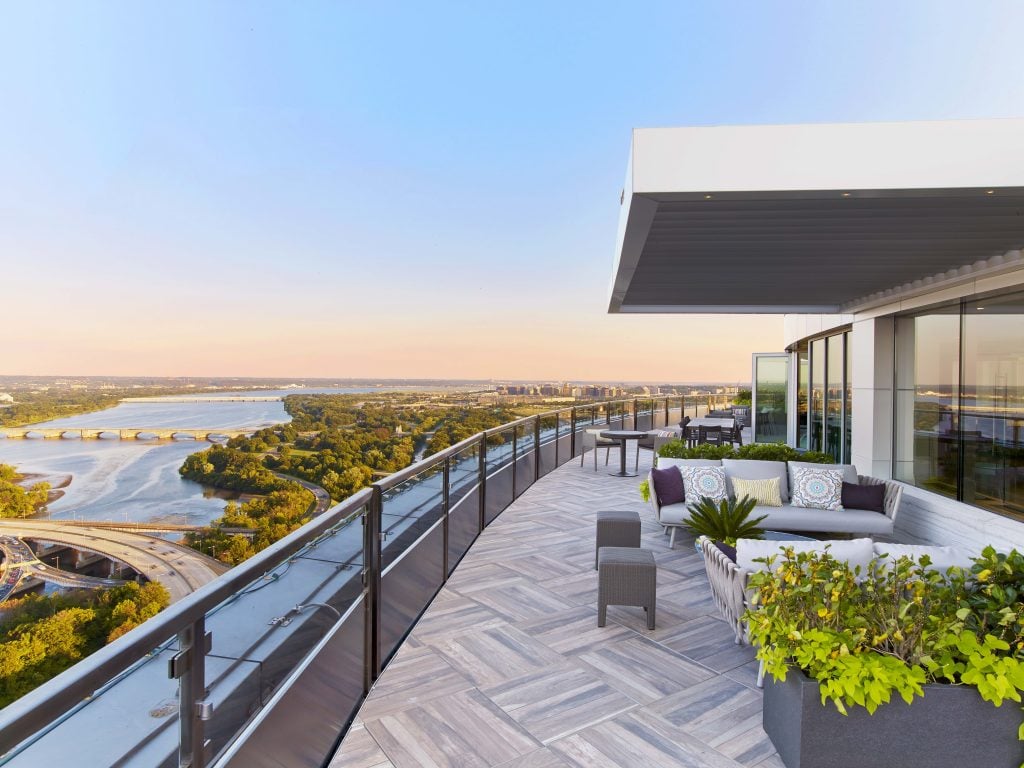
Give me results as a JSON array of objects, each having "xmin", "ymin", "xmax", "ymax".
[{"xmin": 330, "ymin": 448, "xmax": 785, "ymax": 768}]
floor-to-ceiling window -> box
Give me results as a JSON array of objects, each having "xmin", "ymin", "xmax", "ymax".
[
  {"xmin": 753, "ymin": 353, "xmax": 789, "ymax": 443},
  {"xmin": 895, "ymin": 291, "xmax": 1024, "ymax": 520},
  {"xmin": 796, "ymin": 344, "xmax": 809, "ymax": 449},
  {"xmin": 803, "ymin": 330, "xmax": 852, "ymax": 461}
]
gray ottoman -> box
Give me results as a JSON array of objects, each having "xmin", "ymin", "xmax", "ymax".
[
  {"xmin": 595, "ymin": 509, "xmax": 641, "ymax": 569},
  {"xmin": 597, "ymin": 547, "xmax": 656, "ymax": 630}
]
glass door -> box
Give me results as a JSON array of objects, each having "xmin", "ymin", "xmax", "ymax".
[{"xmin": 752, "ymin": 353, "xmax": 789, "ymax": 443}]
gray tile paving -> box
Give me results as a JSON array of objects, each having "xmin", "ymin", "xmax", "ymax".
[{"xmin": 331, "ymin": 447, "xmax": 783, "ymax": 767}]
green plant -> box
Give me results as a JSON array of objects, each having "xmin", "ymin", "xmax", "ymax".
[
  {"xmin": 733, "ymin": 389, "xmax": 752, "ymax": 406},
  {"xmin": 639, "ymin": 478, "xmax": 650, "ymax": 502},
  {"xmin": 745, "ymin": 548, "xmax": 1024, "ymax": 738},
  {"xmin": 657, "ymin": 441, "xmax": 735, "ymax": 460},
  {"xmin": 733, "ymin": 442, "xmax": 834, "ymax": 463},
  {"xmin": 683, "ymin": 495, "xmax": 767, "ymax": 545}
]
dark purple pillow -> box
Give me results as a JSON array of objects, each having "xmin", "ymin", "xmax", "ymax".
[
  {"xmin": 715, "ymin": 541, "xmax": 737, "ymax": 562},
  {"xmin": 651, "ymin": 466, "xmax": 685, "ymax": 506},
  {"xmin": 841, "ymin": 481, "xmax": 885, "ymax": 513}
]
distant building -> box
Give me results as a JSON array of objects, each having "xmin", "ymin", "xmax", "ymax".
[{"xmin": 0, "ymin": 393, "xmax": 13, "ymax": 403}]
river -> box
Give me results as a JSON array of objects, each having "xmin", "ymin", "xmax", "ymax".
[{"xmin": 0, "ymin": 387, "xmax": 416, "ymax": 526}]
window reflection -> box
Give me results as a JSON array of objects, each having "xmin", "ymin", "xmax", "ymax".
[{"xmin": 895, "ymin": 292, "xmax": 1024, "ymax": 520}]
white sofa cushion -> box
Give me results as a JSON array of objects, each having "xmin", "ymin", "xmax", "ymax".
[
  {"xmin": 722, "ymin": 459, "xmax": 790, "ymax": 502},
  {"xmin": 753, "ymin": 505, "xmax": 894, "ymax": 535},
  {"xmin": 736, "ymin": 537, "xmax": 875, "ymax": 574},
  {"xmin": 872, "ymin": 543, "xmax": 973, "ymax": 574},
  {"xmin": 657, "ymin": 502, "xmax": 689, "ymax": 525}
]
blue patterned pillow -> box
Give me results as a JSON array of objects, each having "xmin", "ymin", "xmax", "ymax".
[
  {"xmin": 681, "ymin": 465, "xmax": 728, "ymax": 504},
  {"xmin": 790, "ymin": 467, "xmax": 844, "ymax": 510}
]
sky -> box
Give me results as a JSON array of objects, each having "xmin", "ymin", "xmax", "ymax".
[{"xmin": 2, "ymin": 2, "xmax": 1024, "ymax": 383}]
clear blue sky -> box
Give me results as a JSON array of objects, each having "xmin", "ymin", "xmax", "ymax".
[{"xmin": 3, "ymin": 2, "xmax": 1023, "ymax": 380}]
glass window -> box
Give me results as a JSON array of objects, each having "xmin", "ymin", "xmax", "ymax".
[
  {"xmin": 961, "ymin": 292, "xmax": 1024, "ymax": 517},
  {"xmin": 753, "ymin": 354, "xmax": 788, "ymax": 443},
  {"xmin": 809, "ymin": 338, "xmax": 825, "ymax": 452},
  {"xmin": 826, "ymin": 335, "xmax": 844, "ymax": 461},
  {"xmin": 844, "ymin": 332, "xmax": 852, "ymax": 463},
  {"xmin": 894, "ymin": 307, "xmax": 962, "ymax": 501},
  {"xmin": 796, "ymin": 344, "xmax": 809, "ymax": 449}
]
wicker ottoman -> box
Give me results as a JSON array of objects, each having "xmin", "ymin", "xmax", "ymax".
[
  {"xmin": 595, "ymin": 510, "xmax": 641, "ymax": 569},
  {"xmin": 597, "ymin": 547, "xmax": 656, "ymax": 630}
]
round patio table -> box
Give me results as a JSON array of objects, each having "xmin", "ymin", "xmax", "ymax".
[{"xmin": 599, "ymin": 430, "xmax": 647, "ymax": 477}]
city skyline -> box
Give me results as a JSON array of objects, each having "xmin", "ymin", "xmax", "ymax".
[{"xmin": 4, "ymin": 3, "xmax": 1024, "ymax": 380}]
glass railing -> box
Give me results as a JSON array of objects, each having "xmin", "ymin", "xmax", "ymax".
[{"xmin": 0, "ymin": 396, "xmax": 685, "ymax": 768}]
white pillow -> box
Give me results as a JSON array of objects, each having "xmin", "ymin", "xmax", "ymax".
[
  {"xmin": 681, "ymin": 465, "xmax": 729, "ymax": 504},
  {"xmin": 872, "ymin": 544, "xmax": 973, "ymax": 575},
  {"xmin": 736, "ymin": 537, "xmax": 875, "ymax": 574},
  {"xmin": 790, "ymin": 467, "xmax": 844, "ymax": 510}
]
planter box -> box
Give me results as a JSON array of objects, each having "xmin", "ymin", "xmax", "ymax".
[{"xmin": 764, "ymin": 670, "xmax": 1024, "ymax": 768}]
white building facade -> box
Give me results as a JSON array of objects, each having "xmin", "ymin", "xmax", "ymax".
[{"xmin": 610, "ymin": 120, "xmax": 1024, "ymax": 551}]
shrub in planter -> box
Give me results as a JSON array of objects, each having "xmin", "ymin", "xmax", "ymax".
[
  {"xmin": 733, "ymin": 442, "xmax": 834, "ymax": 464},
  {"xmin": 656, "ymin": 441, "xmax": 735, "ymax": 460},
  {"xmin": 745, "ymin": 547, "xmax": 1024, "ymax": 767}
]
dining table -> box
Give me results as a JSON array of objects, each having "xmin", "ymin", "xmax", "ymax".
[{"xmin": 599, "ymin": 430, "xmax": 647, "ymax": 477}]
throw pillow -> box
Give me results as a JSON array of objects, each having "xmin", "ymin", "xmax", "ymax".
[
  {"xmin": 790, "ymin": 467, "xmax": 844, "ymax": 510},
  {"xmin": 841, "ymin": 481, "xmax": 885, "ymax": 513},
  {"xmin": 650, "ymin": 466, "xmax": 685, "ymax": 506},
  {"xmin": 732, "ymin": 476, "xmax": 783, "ymax": 507},
  {"xmin": 681, "ymin": 465, "xmax": 728, "ymax": 504}
]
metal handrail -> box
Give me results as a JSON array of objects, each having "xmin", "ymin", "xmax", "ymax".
[
  {"xmin": 0, "ymin": 488, "xmax": 371, "ymax": 757},
  {"xmin": 0, "ymin": 394, "xmax": 687, "ymax": 765}
]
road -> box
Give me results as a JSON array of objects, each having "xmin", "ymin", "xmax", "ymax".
[
  {"xmin": 0, "ymin": 535, "xmax": 127, "ymax": 601},
  {"xmin": 0, "ymin": 521, "xmax": 229, "ymax": 603},
  {"xmin": 271, "ymin": 471, "xmax": 332, "ymax": 515}
]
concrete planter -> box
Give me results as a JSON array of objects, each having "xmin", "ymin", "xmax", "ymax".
[{"xmin": 763, "ymin": 670, "xmax": 1024, "ymax": 768}]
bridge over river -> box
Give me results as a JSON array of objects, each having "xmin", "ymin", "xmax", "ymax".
[
  {"xmin": 0, "ymin": 427, "xmax": 253, "ymax": 441},
  {"xmin": 0, "ymin": 521, "xmax": 228, "ymax": 602}
]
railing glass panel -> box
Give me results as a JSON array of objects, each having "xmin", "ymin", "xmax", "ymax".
[{"xmin": 447, "ymin": 443, "xmax": 481, "ymax": 573}]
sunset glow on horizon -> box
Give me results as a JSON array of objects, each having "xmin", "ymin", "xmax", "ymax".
[{"xmin": 3, "ymin": 3, "xmax": 1021, "ymax": 382}]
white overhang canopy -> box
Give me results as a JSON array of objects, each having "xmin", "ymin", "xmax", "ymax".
[{"xmin": 609, "ymin": 120, "xmax": 1024, "ymax": 314}]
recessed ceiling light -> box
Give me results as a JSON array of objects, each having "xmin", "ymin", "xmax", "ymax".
[
  {"xmin": 986, "ymin": 190, "xmax": 995, "ymax": 195},
  {"xmin": 976, "ymin": 307, "xmax": 985, "ymax": 311},
  {"xmin": 704, "ymin": 194, "xmax": 713, "ymax": 200},
  {"xmin": 841, "ymin": 192, "xmax": 851, "ymax": 197}
]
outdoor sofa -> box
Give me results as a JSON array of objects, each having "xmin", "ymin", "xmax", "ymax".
[{"xmin": 647, "ymin": 458, "xmax": 903, "ymax": 547}]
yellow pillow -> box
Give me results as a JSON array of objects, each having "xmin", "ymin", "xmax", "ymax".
[{"xmin": 732, "ymin": 476, "xmax": 782, "ymax": 507}]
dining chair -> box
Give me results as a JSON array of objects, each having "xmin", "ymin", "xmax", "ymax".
[
  {"xmin": 580, "ymin": 428, "xmax": 614, "ymax": 471},
  {"xmin": 698, "ymin": 425, "xmax": 723, "ymax": 445}
]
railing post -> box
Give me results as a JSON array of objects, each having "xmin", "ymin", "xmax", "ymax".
[
  {"xmin": 511, "ymin": 428, "xmax": 517, "ymax": 498},
  {"xmin": 570, "ymin": 408, "xmax": 577, "ymax": 458},
  {"xmin": 171, "ymin": 616, "xmax": 210, "ymax": 768},
  {"xmin": 664, "ymin": 397, "xmax": 669, "ymax": 426},
  {"xmin": 366, "ymin": 485, "xmax": 383, "ymax": 682},
  {"xmin": 533, "ymin": 417, "xmax": 540, "ymax": 481},
  {"xmin": 478, "ymin": 436, "xmax": 487, "ymax": 531},
  {"xmin": 442, "ymin": 457, "xmax": 450, "ymax": 579},
  {"xmin": 633, "ymin": 398, "xmax": 638, "ymax": 430}
]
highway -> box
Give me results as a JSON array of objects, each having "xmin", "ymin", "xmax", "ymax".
[
  {"xmin": 0, "ymin": 535, "xmax": 127, "ymax": 601},
  {"xmin": 0, "ymin": 521, "xmax": 229, "ymax": 603}
]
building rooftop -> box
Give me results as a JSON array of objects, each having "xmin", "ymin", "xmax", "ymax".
[
  {"xmin": 330, "ymin": 448, "xmax": 783, "ymax": 768},
  {"xmin": 609, "ymin": 120, "xmax": 1024, "ymax": 315}
]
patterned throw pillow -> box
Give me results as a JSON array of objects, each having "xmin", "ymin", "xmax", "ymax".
[
  {"xmin": 681, "ymin": 465, "xmax": 728, "ymax": 504},
  {"xmin": 732, "ymin": 476, "xmax": 783, "ymax": 507},
  {"xmin": 790, "ymin": 467, "xmax": 845, "ymax": 510}
]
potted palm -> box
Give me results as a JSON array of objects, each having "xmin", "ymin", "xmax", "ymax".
[
  {"xmin": 746, "ymin": 546, "xmax": 1024, "ymax": 768},
  {"xmin": 683, "ymin": 494, "xmax": 767, "ymax": 546}
]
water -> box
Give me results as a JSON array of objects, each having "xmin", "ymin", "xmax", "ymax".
[{"xmin": 0, "ymin": 387, "xmax": 407, "ymax": 526}]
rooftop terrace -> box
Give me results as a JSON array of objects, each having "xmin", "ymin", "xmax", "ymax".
[{"xmin": 330, "ymin": 447, "xmax": 783, "ymax": 768}]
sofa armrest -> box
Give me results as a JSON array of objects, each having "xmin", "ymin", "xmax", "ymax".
[
  {"xmin": 698, "ymin": 536, "xmax": 750, "ymax": 643},
  {"xmin": 858, "ymin": 475, "xmax": 904, "ymax": 526},
  {"xmin": 647, "ymin": 471, "xmax": 663, "ymax": 522}
]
